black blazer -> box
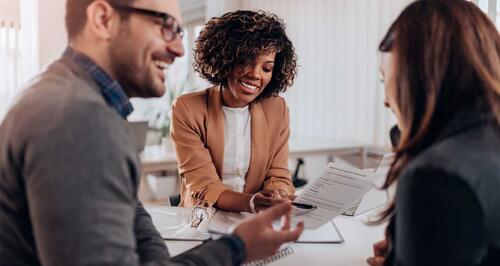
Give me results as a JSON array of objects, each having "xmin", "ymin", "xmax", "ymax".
[{"xmin": 385, "ymin": 111, "xmax": 500, "ymax": 266}]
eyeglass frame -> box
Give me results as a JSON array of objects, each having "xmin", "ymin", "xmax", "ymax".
[{"xmin": 108, "ymin": 2, "xmax": 185, "ymax": 42}]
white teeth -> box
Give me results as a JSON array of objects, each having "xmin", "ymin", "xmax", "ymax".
[
  {"xmin": 154, "ymin": 60, "xmax": 169, "ymax": 70},
  {"xmin": 241, "ymin": 81, "xmax": 258, "ymax": 91}
]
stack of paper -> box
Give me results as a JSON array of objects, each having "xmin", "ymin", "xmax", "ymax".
[{"xmin": 291, "ymin": 153, "xmax": 393, "ymax": 229}]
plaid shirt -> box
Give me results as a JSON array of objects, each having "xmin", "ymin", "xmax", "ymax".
[{"xmin": 63, "ymin": 48, "xmax": 134, "ymax": 119}]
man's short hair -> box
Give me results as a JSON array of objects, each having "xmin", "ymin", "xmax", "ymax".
[{"xmin": 65, "ymin": 0, "xmax": 134, "ymax": 39}]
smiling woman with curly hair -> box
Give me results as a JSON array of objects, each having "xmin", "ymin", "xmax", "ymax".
[
  {"xmin": 170, "ymin": 10, "xmax": 298, "ymax": 212},
  {"xmin": 193, "ymin": 10, "xmax": 297, "ymax": 100}
]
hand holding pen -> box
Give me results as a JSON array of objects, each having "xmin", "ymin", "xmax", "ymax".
[
  {"xmin": 249, "ymin": 192, "xmax": 287, "ymax": 213},
  {"xmin": 249, "ymin": 189, "xmax": 316, "ymax": 213}
]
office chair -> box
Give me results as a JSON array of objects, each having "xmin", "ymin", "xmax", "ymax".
[
  {"xmin": 390, "ymin": 125, "xmax": 401, "ymax": 148},
  {"xmin": 291, "ymin": 158, "xmax": 308, "ymax": 188},
  {"xmin": 169, "ymin": 194, "xmax": 181, "ymax": 207}
]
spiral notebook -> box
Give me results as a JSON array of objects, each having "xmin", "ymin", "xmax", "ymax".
[{"xmin": 242, "ymin": 246, "xmax": 294, "ymax": 266}]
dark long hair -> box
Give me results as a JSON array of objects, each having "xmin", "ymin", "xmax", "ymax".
[{"xmin": 376, "ymin": 0, "xmax": 500, "ymax": 224}]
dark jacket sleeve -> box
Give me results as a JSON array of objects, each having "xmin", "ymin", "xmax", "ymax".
[
  {"xmin": 135, "ymin": 202, "xmax": 171, "ymax": 264},
  {"xmin": 134, "ymin": 202, "xmax": 246, "ymax": 266},
  {"xmin": 24, "ymin": 102, "xmax": 242, "ymax": 266},
  {"xmin": 389, "ymin": 167, "xmax": 487, "ymax": 266},
  {"xmin": 170, "ymin": 236, "xmax": 245, "ymax": 266}
]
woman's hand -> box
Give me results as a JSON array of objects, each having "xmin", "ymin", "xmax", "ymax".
[
  {"xmin": 250, "ymin": 192, "xmax": 287, "ymax": 213},
  {"xmin": 261, "ymin": 189, "xmax": 294, "ymax": 201},
  {"xmin": 366, "ymin": 238, "xmax": 389, "ymax": 266}
]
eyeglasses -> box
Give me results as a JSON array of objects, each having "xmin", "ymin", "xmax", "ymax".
[{"xmin": 109, "ymin": 3, "xmax": 184, "ymax": 42}]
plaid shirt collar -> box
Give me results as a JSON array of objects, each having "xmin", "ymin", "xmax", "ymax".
[{"xmin": 64, "ymin": 47, "xmax": 133, "ymax": 119}]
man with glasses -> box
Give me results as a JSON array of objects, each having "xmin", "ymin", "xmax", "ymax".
[{"xmin": 0, "ymin": 0, "xmax": 303, "ymax": 265}]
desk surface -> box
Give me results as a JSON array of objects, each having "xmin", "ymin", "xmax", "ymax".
[
  {"xmin": 160, "ymin": 209, "xmax": 385, "ymax": 266},
  {"xmin": 288, "ymin": 137, "xmax": 363, "ymax": 157},
  {"xmin": 140, "ymin": 144, "xmax": 177, "ymax": 172}
]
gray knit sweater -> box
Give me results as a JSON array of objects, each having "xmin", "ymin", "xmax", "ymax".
[{"xmin": 0, "ymin": 57, "xmax": 242, "ymax": 266}]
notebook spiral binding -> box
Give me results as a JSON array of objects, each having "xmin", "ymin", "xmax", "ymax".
[{"xmin": 242, "ymin": 246, "xmax": 294, "ymax": 266}]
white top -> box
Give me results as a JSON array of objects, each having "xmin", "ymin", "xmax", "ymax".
[{"xmin": 221, "ymin": 105, "xmax": 251, "ymax": 192}]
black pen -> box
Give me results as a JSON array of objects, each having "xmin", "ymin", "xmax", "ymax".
[{"xmin": 291, "ymin": 202, "xmax": 316, "ymax": 210}]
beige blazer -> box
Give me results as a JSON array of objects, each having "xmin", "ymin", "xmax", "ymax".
[{"xmin": 171, "ymin": 86, "xmax": 294, "ymax": 207}]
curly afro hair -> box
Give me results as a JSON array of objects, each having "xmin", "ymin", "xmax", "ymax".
[{"xmin": 193, "ymin": 10, "xmax": 298, "ymax": 100}]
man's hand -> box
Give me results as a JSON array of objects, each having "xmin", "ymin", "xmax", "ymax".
[
  {"xmin": 366, "ymin": 238, "xmax": 389, "ymax": 266},
  {"xmin": 233, "ymin": 202, "xmax": 304, "ymax": 262}
]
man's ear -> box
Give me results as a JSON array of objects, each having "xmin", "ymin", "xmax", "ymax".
[{"xmin": 85, "ymin": 0, "xmax": 122, "ymax": 41}]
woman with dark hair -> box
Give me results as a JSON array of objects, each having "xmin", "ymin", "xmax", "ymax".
[
  {"xmin": 366, "ymin": 0, "xmax": 500, "ymax": 265},
  {"xmin": 171, "ymin": 10, "xmax": 298, "ymax": 212}
]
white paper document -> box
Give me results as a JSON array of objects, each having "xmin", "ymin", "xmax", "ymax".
[
  {"xmin": 292, "ymin": 162, "xmax": 375, "ymax": 229},
  {"xmin": 146, "ymin": 206, "xmax": 211, "ymax": 241},
  {"xmin": 207, "ymin": 210, "xmax": 249, "ymax": 235},
  {"xmin": 207, "ymin": 210, "xmax": 343, "ymax": 243},
  {"xmin": 342, "ymin": 152, "xmax": 393, "ymax": 216},
  {"xmin": 297, "ymin": 221, "xmax": 344, "ymax": 243}
]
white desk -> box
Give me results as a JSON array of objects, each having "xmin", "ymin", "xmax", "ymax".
[
  {"xmin": 140, "ymin": 144, "xmax": 177, "ymax": 175},
  {"xmin": 289, "ymin": 137, "xmax": 363, "ymax": 157},
  {"xmin": 157, "ymin": 208, "xmax": 385, "ymax": 266},
  {"xmin": 138, "ymin": 145, "xmax": 177, "ymax": 202}
]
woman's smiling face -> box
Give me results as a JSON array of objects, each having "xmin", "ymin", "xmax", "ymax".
[{"xmin": 223, "ymin": 52, "xmax": 276, "ymax": 108}]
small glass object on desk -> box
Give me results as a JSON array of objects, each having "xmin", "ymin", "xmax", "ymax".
[{"xmin": 190, "ymin": 199, "xmax": 214, "ymax": 230}]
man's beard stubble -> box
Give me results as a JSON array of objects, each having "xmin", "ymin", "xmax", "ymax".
[{"xmin": 108, "ymin": 29, "xmax": 160, "ymax": 98}]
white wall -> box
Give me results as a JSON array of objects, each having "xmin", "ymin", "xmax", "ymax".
[
  {"xmin": 38, "ymin": 0, "xmax": 67, "ymax": 69},
  {"xmin": 0, "ymin": 0, "xmax": 20, "ymax": 20},
  {"xmin": 29, "ymin": 0, "xmax": 414, "ymax": 147},
  {"xmin": 0, "ymin": 0, "xmax": 21, "ymax": 120},
  {"xmin": 209, "ymin": 0, "xmax": 413, "ymax": 146},
  {"xmin": 3, "ymin": 0, "xmax": 67, "ymax": 72}
]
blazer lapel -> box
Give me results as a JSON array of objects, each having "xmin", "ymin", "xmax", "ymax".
[
  {"xmin": 206, "ymin": 86, "xmax": 225, "ymax": 178},
  {"xmin": 244, "ymin": 101, "xmax": 270, "ymax": 193}
]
